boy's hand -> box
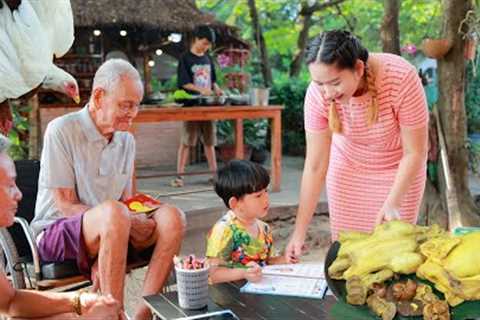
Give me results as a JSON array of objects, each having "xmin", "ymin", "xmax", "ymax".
[{"xmin": 244, "ymin": 262, "xmax": 262, "ymax": 283}]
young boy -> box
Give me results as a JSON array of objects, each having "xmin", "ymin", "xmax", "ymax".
[
  {"xmin": 172, "ymin": 25, "xmax": 223, "ymax": 188},
  {"xmin": 206, "ymin": 160, "xmax": 287, "ymax": 284}
]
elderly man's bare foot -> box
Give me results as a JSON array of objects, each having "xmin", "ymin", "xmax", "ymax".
[{"xmin": 133, "ymin": 306, "xmax": 152, "ymax": 320}]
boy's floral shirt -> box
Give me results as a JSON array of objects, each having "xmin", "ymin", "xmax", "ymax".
[{"xmin": 206, "ymin": 211, "xmax": 274, "ymax": 267}]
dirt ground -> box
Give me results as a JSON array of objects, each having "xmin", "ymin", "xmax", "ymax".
[{"xmin": 269, "ymin": 214, "xmax": 332, "ymax": 262}]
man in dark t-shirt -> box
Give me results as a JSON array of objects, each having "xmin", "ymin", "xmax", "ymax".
[{"xmin": 172, "ymin": 26, "xmax": 223, "ymax": 187}]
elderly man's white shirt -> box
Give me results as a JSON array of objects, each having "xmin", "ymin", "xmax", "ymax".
[{"xmin": 31, "ymin": 106, "xmax": 135, "ymax": 236}]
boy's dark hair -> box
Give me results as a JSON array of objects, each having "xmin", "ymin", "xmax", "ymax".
[
  {"xmin": 305, "ymin": 29, "xmax": 369, "ymax": 70},
  {"xmin": 193, "ymin": 25, "xmax": 216, "ymax": 44},
  {"xmin": 214, "ymin": 160, "xmax": 270, "ymax": 209}
]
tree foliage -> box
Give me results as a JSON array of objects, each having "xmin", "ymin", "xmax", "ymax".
[
  {"xmin": 198, "ymin": 0, "xmax": 442, "ymax": 75},
  {"xmin": 197, "ymin": 0, "xmax": 443, "ymax": 154}
]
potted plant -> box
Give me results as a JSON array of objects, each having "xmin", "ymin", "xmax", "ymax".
[
  {"xmin": 459, "ymin": 10, "xmax": 480, "ymax": 64},
  {"xmin": 216, "ymin": 121, "xmax": 250, "ymax": 162},
  {"xmin": 245, "ymin": 119, "xmax": 268, "ymax": 164},
  {"xmin": 421, "ymin": 38, "xmax": 452, "ymax": 59},
  {"xmin": 216, "ymin": 119, "xmax": 267, "ymax": 163},
  {"xmin": 216, "ymin": 50, "xmax": 251, "ymax": 93},
  {"xmin": 465, "ymin": 34, "xmax": 477, "ymax": 61}
]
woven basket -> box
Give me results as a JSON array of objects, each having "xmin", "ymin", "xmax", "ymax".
[{"xmin": 175, "ymin": 266, "xmax": 210, "ymax": 309}]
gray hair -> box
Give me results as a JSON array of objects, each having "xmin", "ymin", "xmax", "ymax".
[
  {"xmin": 0, "ymin": 134, "xmax": 10, "ymax": 154},
  {"xmin": 92, "ymin": 59, "xmax": 144, "ymax": 94}
]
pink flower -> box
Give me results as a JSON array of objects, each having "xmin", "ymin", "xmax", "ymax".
[
  {"xmin": 401, "ymin": 44, "xmax": 417, "ymax": 55},
  {"xmin": 217, "ymin": 53, "xmax": 232, "ymax": 68}
]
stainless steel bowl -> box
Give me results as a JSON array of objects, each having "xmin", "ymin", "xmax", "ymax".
[{"xmin": 201, "ymin": 95, "xmax": 226, "ymax": 105}]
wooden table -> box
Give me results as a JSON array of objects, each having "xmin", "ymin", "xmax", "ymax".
[
  {"xmin": 134, "ymin": 105, "xmax": 284, "ymax": 192},
  {"xmin": 144, "ymin": 281, "xmax": 336, "ymax": 320}
]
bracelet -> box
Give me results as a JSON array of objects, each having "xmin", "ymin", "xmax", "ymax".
[
  {"xmin": 72, "ymin": 290, "xmax": 85, "ymax": 316},
  {"xmin": 385, "ymin": 208, "xmax": 401, "ymax": 220}
]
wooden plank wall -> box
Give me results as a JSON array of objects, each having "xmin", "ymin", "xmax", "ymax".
[{"xmin": 38, "ymin": 107, "xmax": 180, "ymax": 168}]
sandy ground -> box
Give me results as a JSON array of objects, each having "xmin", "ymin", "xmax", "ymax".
[{"xmin": 270, "ymin": 214, "xmax": 332, "ymax": 263}]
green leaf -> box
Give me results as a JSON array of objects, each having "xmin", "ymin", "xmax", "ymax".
[
  {"xmin": 330, "ymin": 300, "xmax": 376, "ymax": 320},
  {"xmin": 451, "ymin": 300, "xmax": 480, "ymax": 320}
]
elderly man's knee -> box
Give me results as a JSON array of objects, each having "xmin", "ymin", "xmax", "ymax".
[
  {"xmin": 99, "ymin": 200, "xmax": 130, "ymax": 230},
  {"xmin": 155, "ymin": 205, "xmax": 186, "ymax": 235}
]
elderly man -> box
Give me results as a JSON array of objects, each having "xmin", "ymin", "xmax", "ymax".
[
  {"xmin": 0, "ymin": 135, "xmax": 120, "ymax": 319},
  {"xmin": 31, "ymin": 59, "xmax": 185, "ymax": 320}
]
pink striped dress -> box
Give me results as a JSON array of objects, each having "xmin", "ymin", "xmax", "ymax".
[{"xmin": 304, "ymin": 53, "xmax": 428, "ymax": 240}]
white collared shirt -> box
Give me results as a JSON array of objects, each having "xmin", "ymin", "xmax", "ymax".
[{"xmin": 31, "ymin": 106, "xmax": 135, "ymax": 236}]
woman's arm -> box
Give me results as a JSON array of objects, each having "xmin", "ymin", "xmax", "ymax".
[
  {"xmin": 285, "ymin": 130, "xmax": 332, "ymax": 262},
  {"xmin": 294, "ymin": 130, "xmax": 332, "ymax": 235},
  {"xmin": 376, "ymin": 125, "xmax": 428, "ymax": 224}
]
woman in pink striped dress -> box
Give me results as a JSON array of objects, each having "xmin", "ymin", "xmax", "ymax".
[{"xmin": 285, "ymin": 30, "xmax": 428, "ymax": 262}]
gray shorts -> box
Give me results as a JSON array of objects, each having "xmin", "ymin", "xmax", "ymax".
[{"xmin": 181, "ymin": 121, "xmax": 217, "ymax": 147}]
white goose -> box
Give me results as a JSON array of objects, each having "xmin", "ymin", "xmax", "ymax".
[{"xmin": 0, "ymin": 0, "xmax": 79, "ymax": 134}]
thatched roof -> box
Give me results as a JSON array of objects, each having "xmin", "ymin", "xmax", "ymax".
[{"xmin": 72, "ymin": 0, "xmax": 227, "ymax": 32}]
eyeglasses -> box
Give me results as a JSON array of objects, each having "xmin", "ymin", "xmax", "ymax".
[{"xmin": 118, "ymin": 103, "xmax": 139, "ymax": 114}]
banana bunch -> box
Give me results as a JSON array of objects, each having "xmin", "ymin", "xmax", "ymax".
[
  {"xmin": 328, "ymin": 221, "xmax": 443, "ymax": 288},
  {"xmin": 416, "ymin": 232, "xmax": 480, "ymax": 306}
]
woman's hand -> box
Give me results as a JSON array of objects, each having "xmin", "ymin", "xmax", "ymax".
[
  {"xmin": 284, "ymin": 231, "xmax": 305, "ymax": 263},
  {"xmin": 243, "ymin": 262, "xmax": 262, "ymax": 283},
  {"xmin": 375, "ymin": 203, "xmax": 401, "ymax": 226}
]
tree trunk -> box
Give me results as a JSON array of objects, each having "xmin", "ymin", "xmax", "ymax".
[
  {"xmin": 437, "ymin": 0, "xmax": 480, "ymax": 227},
  {"xmin": 380, "ymin": 0, "xmax": 401, "ymax": 54},
  {"xmin": 289, "ymin": 13, "xmax": 313, "ymax": 77},
  {"xmin": 289, "ymin": 0, "xmax": 347, "ymax": 77},
  {"xmin": 418, "ymin": 179, "xmax": 448, "ymax": 228},
  {"xmin": 247, "ymin": 0, "xmax": 273, "ymax": 87}
]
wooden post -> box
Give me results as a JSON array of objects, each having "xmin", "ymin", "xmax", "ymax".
[
  {"xmin": 143, "ymin": 53, "xmax": 153, "ymax": 97},
  {"xmin": 28, "ymin": 95, "xmax": 40, "ymax": 159},
  {"xmin": 271, "ymin": 112, "xmax": 282, "ymax": 192},
  {"xmin": 234, "ymin": 119, "xmax": 244, "ymax": 159}
]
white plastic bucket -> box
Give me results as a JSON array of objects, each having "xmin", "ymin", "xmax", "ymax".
[{"xmin": 175, "ymin": 266, "xmax": 209, "ymax": 309}]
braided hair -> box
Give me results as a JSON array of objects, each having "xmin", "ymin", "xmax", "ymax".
[{"xmin": 305, "ymin": 30, "xmax": 378, "ymax": 133}]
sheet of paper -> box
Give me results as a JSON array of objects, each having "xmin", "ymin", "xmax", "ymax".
[
  {"xmin": 261, "ymin": 263, "xmax": 325, "ymax": 279},
  {"xmin": 241, "ymin": 275, "xmax": 328, "ymax": 299}
]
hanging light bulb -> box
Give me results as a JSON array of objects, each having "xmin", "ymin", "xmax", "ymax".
[
  {"xmin": 148, "ymin": 60, "xmax": 155, "ymax": 67},
  {"xmin": 93, "ymin": 29, "xmax": 102, "ymax": 37},
  {"xmin": 168, "ymin": 33, "xmax": 182, "ymax": 43},
  {"xmin": 155, "ymin": 49, "xmax": 163, "ymax": 56},
  {"xmin": 120, "ymin": 30, "xmax": 128, "ymax": 37}
]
